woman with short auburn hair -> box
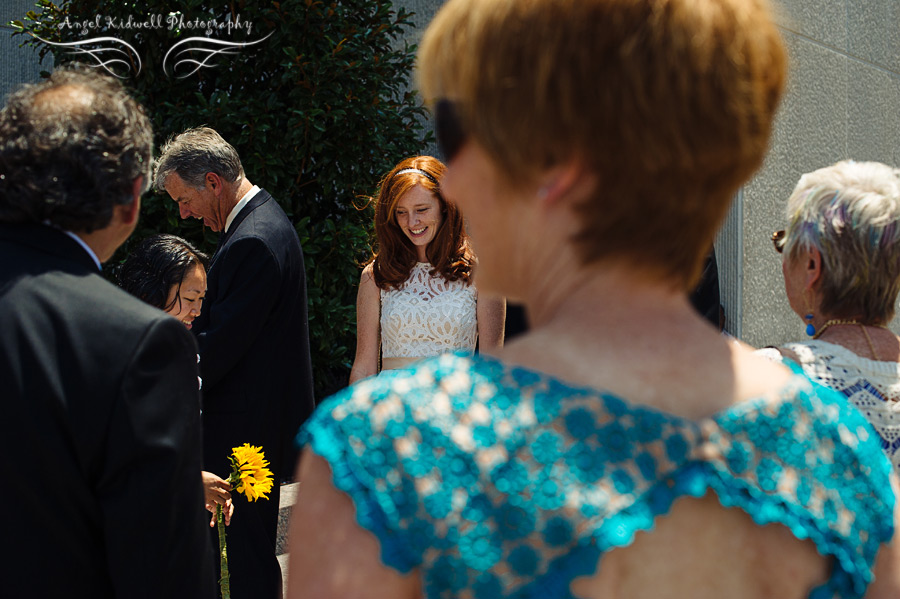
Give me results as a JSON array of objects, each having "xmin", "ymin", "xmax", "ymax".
[
  {"xmin": 419, "ymin": 0, "xmax": 786, "ymax": 288},
  {"xmin": 759, "ymin": 160, "xmax": 900, "ymax": 473},
  {"xmin": 348, "ymin": 155, "xmax": 505, "ymax": 383},
  {"xmin": 289, "ymin": 1, "xmax": 900, "ymax": 598}
]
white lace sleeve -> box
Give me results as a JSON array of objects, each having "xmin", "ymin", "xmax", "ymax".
[
  {"xmin": 754, "ymin": 347, "xmax": 784, "ymax": 363},
  {"xmin": 774, "ymin": 340, "xmax": 900, "ymax": 475}
]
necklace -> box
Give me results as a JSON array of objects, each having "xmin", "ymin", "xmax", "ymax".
[{"xmin": 812, "ymin": 318, "xmax": 888, "ymax": 361}]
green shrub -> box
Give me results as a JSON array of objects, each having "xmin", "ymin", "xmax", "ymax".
[{"xmin": 14, "ymin": 0, "xmax": 430, "ymax": 400}]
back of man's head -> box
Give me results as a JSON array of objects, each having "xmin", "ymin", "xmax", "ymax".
[{"xmin": 0, "ymin": 65, "xmax": 153, "ymax": 233}]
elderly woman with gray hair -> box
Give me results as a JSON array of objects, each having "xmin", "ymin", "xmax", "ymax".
[{"xmin": 759, "ymin": 160, "xmax": 900, "ymax": 473}]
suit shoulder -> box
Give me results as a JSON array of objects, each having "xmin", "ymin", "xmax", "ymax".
[
  {"xmin": 2, "ymin": 267, "xmax": 191, "ymax": 351},
  {"xmin": 237, "ymin": 194, "xmax": 295, "ymax": 235},
  {"xmin": 218, "ymin": 232, "xmax": 278, "ymax": 264},
  {"xmin": 227, "ymin": 199, "xmax": 302, "ymax": 260}
]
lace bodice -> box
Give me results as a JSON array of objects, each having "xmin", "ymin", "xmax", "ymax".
[
  {"xmin": 757, "ymin": 340, "xmax": 900, "ymax": 475},
  {"xmin": 299, "ymin": 353, "xmax": 894, "ymax": 599},
  {"xmin": 380, "ymin": 262, "xmax": 477, "ymax": 358}
]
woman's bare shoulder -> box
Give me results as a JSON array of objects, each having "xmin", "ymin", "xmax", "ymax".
[
  {"xmin": 360, "ymin": 262, "xmax": 376, "ymax": 284},
  {"xmin": 730, "ymin": 338, "xmax": 797, "ymax": 402}
]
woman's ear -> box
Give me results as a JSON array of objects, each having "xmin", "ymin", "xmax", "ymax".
[
  {"xmin": 537, "ymin": 162, "xmax": 596, "ymax": 209},
  {"xmin": 803, "ymin": 246, "xmax": 823, "ymax": 291}
]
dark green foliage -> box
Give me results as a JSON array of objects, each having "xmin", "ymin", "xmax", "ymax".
[{"xmin": 13, "ymin": 0, "xmax": 430, "ymax": 399}]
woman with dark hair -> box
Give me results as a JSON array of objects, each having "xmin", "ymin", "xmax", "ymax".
[
  {"xmin": 119, "ymin": 233, "xmax": 232, "ymax": 525},
  {"xmin": 118, "ymin": 233, "xmax": 208, "ymax": 330},
  {"xmin": 348, "ymin": 155, "xmax": 505, "ymax": 383}
]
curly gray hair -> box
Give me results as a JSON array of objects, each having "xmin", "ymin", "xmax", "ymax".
[{"xmin": 0, "ymin": 65, "xmax": 153, "ymax": 232}]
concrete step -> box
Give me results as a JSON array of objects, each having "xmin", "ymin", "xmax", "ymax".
[
  {"xmin": 277, "ymin": 482, "xmax": 298, "ymax": 595},
  {"xmin": 277, "ymin": 482, "xmax": 298, "ymax": 556}
]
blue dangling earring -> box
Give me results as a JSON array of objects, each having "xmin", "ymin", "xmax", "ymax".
[{"xmin": 805, "ymin": 313, "xmax": 816, "ymax": 337}]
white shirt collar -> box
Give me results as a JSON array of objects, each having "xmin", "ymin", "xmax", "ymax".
[
  {"xmin": 224, "ymin": 185, "xmax": 261, "ymax": 233},
  {"xmin": 62, "ymin": 230, "xmax": 102, "ymax": 270}
]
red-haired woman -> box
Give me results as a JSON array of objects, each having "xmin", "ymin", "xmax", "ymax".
[{"xmin": 349, "ymin": 156, "xmax": 505, "ymax": 383}]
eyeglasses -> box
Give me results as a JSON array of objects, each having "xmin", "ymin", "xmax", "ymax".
[
  {"xmin": 435, "ymin": 99, "xmax": 466, "ymax": 162},
  {"xmin": 771, "ymin": 230, "xmax": 786, "ymax": 253}
]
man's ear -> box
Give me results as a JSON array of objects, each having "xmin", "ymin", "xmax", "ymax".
[
  {"xmin": 119, "ymin": 177, "xmax": 143, "ymax": 226},
  {"xmin": 206, "ymin": 172, "xmax": 221, "ymax": 192}
]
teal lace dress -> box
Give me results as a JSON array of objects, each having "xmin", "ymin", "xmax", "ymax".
[{"xmin": 298, "ymin": 353, "xmax": 894, "ymax": 599}]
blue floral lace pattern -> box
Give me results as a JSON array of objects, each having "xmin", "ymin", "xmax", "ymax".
[{"xmin": 298, "ymin": 353, "xmax": 894, "ymax": 599}]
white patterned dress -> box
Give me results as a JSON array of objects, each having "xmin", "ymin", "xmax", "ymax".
[
  {"xmin": 380, "ymin": 262, "xmax": 477, "ymax": 362},
  {"xmin": 757, "ymin": 340, "xmax": 900, "ymax": 474}
]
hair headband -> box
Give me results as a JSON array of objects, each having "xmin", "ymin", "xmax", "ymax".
[{"xmin": 394, "ymin": 168, "xmax": 439, "ymax": 186}]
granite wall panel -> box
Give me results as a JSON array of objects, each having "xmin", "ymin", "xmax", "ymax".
[
  {"xmin": 0, "ymin": 2, "xmax": 45, "ymax": 102},
  {"xmin": 740, "ymin": 0, "xmax": 900, "ymax": 346}
]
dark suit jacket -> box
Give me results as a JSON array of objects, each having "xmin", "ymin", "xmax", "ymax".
[
  {"xmin": 690, "ymin": 250, "xmax": 723, "ymax": 330},
  {"xmin": 194, "ymin": 188, "xmax": 315, "ymax": 483},
  {"xmin": 0, "ymin": 223, "xmax": 215, "ymax": 598},
  {"xmin": 193, "ymin": 189, "xmax": 314, "ymax": 597}
]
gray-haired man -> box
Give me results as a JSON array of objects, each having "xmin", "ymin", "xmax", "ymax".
[{"xmin": 156, "ymin": 127, "xmax": 315, "ymax": 598}]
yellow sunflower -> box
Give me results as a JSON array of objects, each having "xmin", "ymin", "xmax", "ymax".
[{"xmin": 228, "ymin": 443, "xmax": 274, "ymax": 502}]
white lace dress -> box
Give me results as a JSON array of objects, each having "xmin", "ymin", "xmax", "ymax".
[
  {"xmin": 756, "ymin": 340, "xmax": 900, "ymax": 474},
  {"xmin": 380, "ymin": 262, "xmax": 477, "ymax": 361}
]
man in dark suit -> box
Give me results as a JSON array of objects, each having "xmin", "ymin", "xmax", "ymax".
[
  {"xmin": 0, "ymin": 68, "xmax": 215, "ymax": 597},
  {"xmin": 155, "ymin": 127, "xmax": 316, "ymax": 598}
]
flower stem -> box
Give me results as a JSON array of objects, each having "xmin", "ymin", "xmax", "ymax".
[{"xmin": 217, "ymin": 504, "xmax": 230, "ymax": 599}]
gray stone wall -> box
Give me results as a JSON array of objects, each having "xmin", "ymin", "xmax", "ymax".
[
  {"xmin": 0, "ymin": 2, "xmax": 46, "ymax": 102},
  {"xmin": 737, "ymin": 0, "xmax": 900, "ymax": 346},
  {"xmin": 396, "ymin": 0, "xmax": 442, "ymax": 33},
  {"xmin": 394, "ymin": 0, "xmax": 443, "ymax": 157}
]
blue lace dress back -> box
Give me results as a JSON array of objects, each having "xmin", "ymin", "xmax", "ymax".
[{"xmin": 298, "ymin": 353, "xmax": 894, "ymax": 599}]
